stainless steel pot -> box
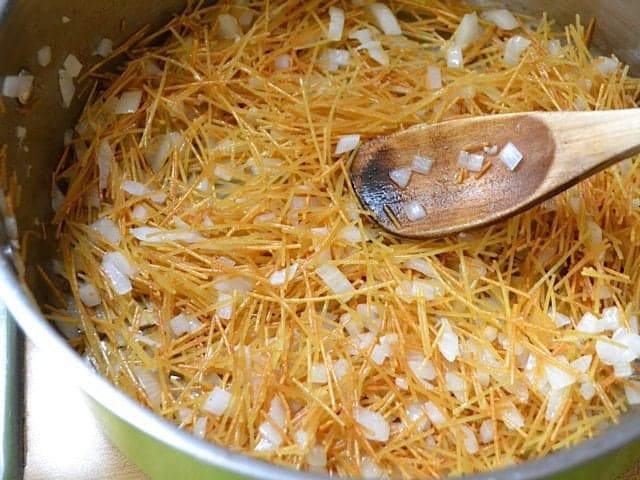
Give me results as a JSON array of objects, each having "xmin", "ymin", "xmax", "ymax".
[{"xmin": 0, "ymin": 1, "xmax": 639, "ymax": 479}]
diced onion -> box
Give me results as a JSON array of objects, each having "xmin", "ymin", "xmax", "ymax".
[
  {"xmin": 404, "ymin": 201, "xmax": 426, "ymax": 222},
  {"xmin": 445, "ymin": 372, "xmax": 466, "ymax": 401},
  {"xmin": 403, "ymin": 258, "xmax": 436, "ymax": 278},
  {"xmin": 193, "ymin": 417, "xmax": 207, "ymax": 438},
  {"xmin": 214, "ymin": 276, "xmax": 253, "ymax": 293},
  {"xmin": 132, "ymin": 205, "xmax": 148, "ymax": 220},
  {"xmin": 2, "ymin": 74, "xmax": 34, "ymax": 99},
  {"xmin": 135, "ymin": 368, "xmax": 161, "ymax": 408},
  {"xmin": 446, "ymin": 47, "xmax": 463, "ymax": 69},
  {"xmin": 424, "ymin": 401, "xmax": 446, "ymax": 426},
  {"xmin": 361, "ymin": 457, "xmax": 385, "ymax": 479},
  {"xmin": 113, "ymin": 90, "xmax": 143, "ymax": 114},
  {"xmin": 407, "ymin": 352, "xmax": 436, "ymax": 380},
  {"xmin": 389, "ymin": 167, "xmax": 412, "ymax": 188},
  {"xmin": 481, "ymin": 9, "xmax": 519, "ymax": 31},
  {"xmin": 101, "ymin": 251, "xmax": 136, "ymax": 295},
  {"xmin": 349, "ymin": 29, "xmax": 373, "ymax": 44},
  {"xmin": 306, "ymin": 445, "xmax": 327, "ymax": 470},
  {"xmin": 364, "ymin": 41, "xmax": 389, "ymax": 65},
  {"xmin": 596, "ymin": 328, "xmax": 640, "ymax": 366},
  {"xmin": 315, "ymin": 263, "xmax": 356, "ymax": 300},
  {"xmin": 269, "ymin": 262, "xmax": 299, "ymax": 286},
  {"xmin": 97, "ymin": 139, "xmax": 113, "ymax": 191},
  {"xmin": 396, "ymin": 280, "xmax": 439, "ymax": 302},
  {"xmin": 170, "ymin": 313, "xmax": 202, "ymax": 336},
  {"xmin": 545, "ymin": 388, "xmax": 567, "ymax": 421},
  {"xmin": 412, "ymin": 155, "xmax": 433, "ymax": 174},
  {"xmin": 216, "ymin": 293, "xmax": 233, "ymax": 320},
  {"xmin": 370, "ymin": 341, "xmax": 392, "ymax": 365},
  {"xmin": 327, "ymin": 48, "xmax": 351, "ymax": 72},
  {"xmin": 203, "ymin": 387, "xmax": 231, "ymax": 415},
  {"xmin": 37, "ymin": 46, "xmax": 52, "ymax": 66},
  {"xmin": 457, "ymin": 150, "xmax": 484, "ymax": 171},
  {"xmin": 335, "ymin": 134, "xmax": 360, "ymax": 155},
  {"xmin": 403, "ymin": 404, "xmax": 427, "ymax": 432},
  {"xmin": 275, "ymin": 54, "xmax": 292, "ymax": 70},
  {"xmin": 63, "ymin": 54, "xmax": 83, "ymax": 78},
  {"xmin": 452, "ymin": 12, "xmax": 481, "ymax": 49},
  {"xmin": 334, "ymin": 358, "xmax": 348, "ymax": 380},
  {"xmin": 544, "ymin": 358, "xmax": 577, "ymax": 390},
  {"xmin": 218, "ymin": 13, "xmax": 242, "ymax": 40},
  {"xmin": 78, "ymin": 282, "xmax": 101, "ymax": 307},
  {"xmin": 122, "ymin": 180, "xmax": 148, "ymax": 196},
  {"xmin": 594, "ymin": 56, "xmax": 619, "ymax": 75},
  {"xmin": 328, "ymin": 6, "xmax": 345, "ymax": 41},
  {"xmin": 498, "ymin": 141, "xmax": 523, "ymax": 170},
  {"xmin": 427, "ymin": 65, "xmax": 442, "ymax": 89},
  {"xmin": 576, "ymin": 312, "xmax": 603, "ymax": 333},
  {"xmin": 131, "ymin": 226, "xmax": 203, "ymax": 244},
  {"xmin": 310, "ymin": 363, "xmax": 328, "ymax": 383},
  {"xmin": 479, "ymin": 419, "xmax": 494, "ymax": 444},
  {"xmin": 256, "ymin": 396, "xmax": 287, "ymax": 451},
  {"xmin": 339, "ymin": 225, "xmax": 370, "ymax": 243},
  {"xmin": 90, "ymin": 217, "xmax": 120, "ymax": 244},
  {"xmin": 460, "ymin": 425, "xmax": 479, "ymax": 454},
  {"xmin": 500, "ymin": 401, "xmax": 524, "ymax": 430},
  {"xmin": 549, "ymin": 310, "xmax": 571, "ymax": 328},
  {"xmin": 93, "ymin": 38, "xmax": 114, "ymax": 58},
  {"xmin": 145, "ymin": 132, "xmax": 184, "ymax": 172},
  {"xmin": 571, "ymin": 355, "xmax": 592, "ymax": 374},
  {"xmin": 548, "ymin": 40, "xmax": 562, "ymax": 56},
  {"xmin": 484, "ymin": 144, "xmax": 499, "ymax": 155},
  {"xmin": 52, "ymin": 185, "xmax": 65, "ymax": 212},
  {"xmin": 437, "ymin": 319, "xmax": 459, "ymax": 362},
  {"xmin": 580, "ymin": 381, "xmax": 596, "ymax": 401},
  {"xmin": 58, "ymin": 69, "xmax": 75, "ymax": 108},
  {"xmin": 355, "ymin": 406, "xmax": 390, "ymax": 442},
  {"xmin": 395, "ymin": 377, "xmax": 408, "ymax": 390},
  {"xmin": 504, "ymin": 35, "xmax": 531, "ymax": 66},
  {"xmin": 295, "ymin": 429, "xmax": 308, "ymax": 447},
  {"xmin": 366, "ymin": 3, "xmax": 402, "ymax": 36},
  {"xmin": 601, "ymin": 306, "xmax": 622, "ymax": 331},
  {"xmin": 624, "ymin": 381, "xmax": 640, "ymax": 405}
]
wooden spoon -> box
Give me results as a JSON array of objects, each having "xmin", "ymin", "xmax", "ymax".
[{"xmin": 350, "ymin": 109, "xmax": 640, "ymax": 239}]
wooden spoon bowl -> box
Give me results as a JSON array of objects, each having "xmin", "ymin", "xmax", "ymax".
[{"xmin": 350, "ymin": 109, "xmax": 640, "ymax": 238}]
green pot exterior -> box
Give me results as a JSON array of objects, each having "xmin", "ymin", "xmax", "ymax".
[
  {"xmin": 88, "ymin": 398, "xmax": 245, "ymax": 480},
  {"xmin": 87, "ymin": 393, "xmax": 640, "ymax": 480}
]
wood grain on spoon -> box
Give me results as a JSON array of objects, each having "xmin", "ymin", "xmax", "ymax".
[{"xmin": 350, "ymin": 109, "xmax": 640, "ymax": 239}]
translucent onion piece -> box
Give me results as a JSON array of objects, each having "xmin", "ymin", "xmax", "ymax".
[
  {"xmin": 452, "ymin": 12, "xmax": 481, "ymax": 49},
  {"xmin": 334, "ymin": 134, "xmax": 360, "ymax": 155},
  {"xmin": 498, "ymin": 142, "xmax": 523, "ymax": 170},
  {"xmin": 366, "ymin": 3, "xmax": 402, "ymax": 36},
  {"xmin": 93, "ymin": 38, "xmax": 114, "ymax": 58},
  {"xmin": 63, "ymin": 54, "xmax": 83, "ymax": 78},
  {"xmin": 37, "ymin": 46, "xmax": 52, "ymax": 66},
  {"xmin": 328, "ymin": 6, "xmax": 345, "ymax": 41},
  {"xmin": 481, "ymin": 9, "xmax": 519, "ymax": 30},
  {"xmin": 203, "ymin": 387, "xmax": 232, "ymax": 415},
  {"xmin": 504, "ymin": 35, "xmax": 531, "ymax": 66},
  {"xmin": 355, "ymin": 406, "xmax": 390, "ymax": 441}
]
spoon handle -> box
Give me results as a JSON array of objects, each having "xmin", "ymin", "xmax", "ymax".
[{"xmin": 538, "ymin": 109, "xmax": 640, "ymax": 195}]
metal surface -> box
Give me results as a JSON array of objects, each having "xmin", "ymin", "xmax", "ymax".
[
  {"xmin": 0, "ymin": 1, "xmax": 639, "ymax": 479},
  {"xmin": 0, "ymin": 304, "xmax": 23, "ymax": 480}
]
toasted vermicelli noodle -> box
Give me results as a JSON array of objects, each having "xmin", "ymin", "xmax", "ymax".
[{"xmin": 48, "ymin": 1, "xmax": 640, "ymax": 477}]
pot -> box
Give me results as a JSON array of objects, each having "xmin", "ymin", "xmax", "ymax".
[{"xmin": 0, "ymin": 1, "xmax": 639, "ymax": 479}]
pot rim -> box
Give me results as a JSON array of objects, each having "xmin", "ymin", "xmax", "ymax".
[{"xmin": 0, "ymin": 254, "xmax": 638, "ymax": 480}]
